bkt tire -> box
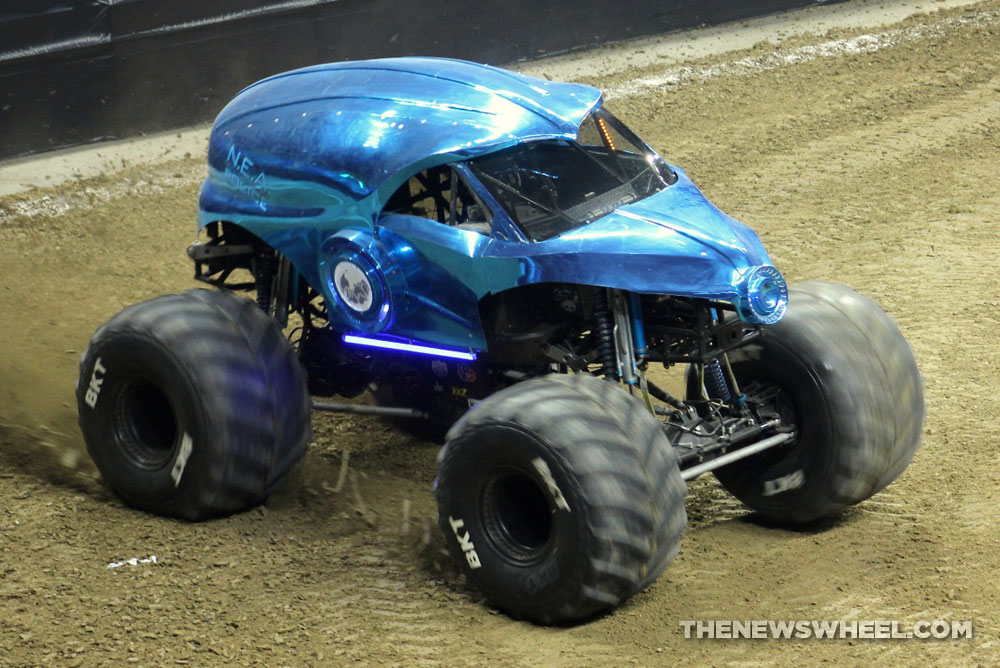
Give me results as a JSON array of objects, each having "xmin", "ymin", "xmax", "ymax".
[
  {"xmin": 435, "ymin": 373, "xmax": 686, "ymax": 624},
  {"xmin": 76, "ymin": 289, "xmax": 311, "ymax": 520},
  {"xmin": 703, "ymin": 281, "xmax": 924, "ymax": 524}
]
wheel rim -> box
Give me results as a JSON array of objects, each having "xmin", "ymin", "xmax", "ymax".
[
  {"xmin": 481, "ymin": 467, "xmax": 553, "ymax": 565},
  {"xmin": 732, "ymin": 364, "xmax": 807, "ymax": 469},
  {"xmin": 112, "ymin": 378, "xmax": 179, "ymax": 469},
  {"xmin": 744, "ymin": 378, "xmax": 798, "ymax": 428}
]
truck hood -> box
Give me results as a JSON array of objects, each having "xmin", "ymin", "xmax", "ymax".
[
  {"xmin": 614, "ymin": 167, "xmax": 771, "ymax": 268},
  {"xmin": 487, "ymin": 167, "xmax": 774, "ymax": 302}
]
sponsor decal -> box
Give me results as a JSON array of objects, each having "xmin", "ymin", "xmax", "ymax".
[
  {"xmin": 225, "ymin": 145, "xmax": 268, "ymax": 211},
  {"xmin": 170, "ymin": 433, "xmax": 194, "ymax": 487},
  {"xmin": 532, "ymin": 457, "xmax": 570, "ymax": 512},
  {"xmin": 456, "ymin": 363, "xmax": 477, "ymax": 383},
  {"xmin": 431, "ymin": 359, "xmax": 448, "ymax": 378},
  {"xmin": 448, "ymin": 516, "xmax": 482, "ymax": 569},
  {"xmin": 762, "ymin": 469, "xmax": 805, "ymax": 496},
  {"xmin": 84, "ymin": 357, "xmax": 107, "ymax": 409}
]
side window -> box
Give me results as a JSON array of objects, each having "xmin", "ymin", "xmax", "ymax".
[
  {"xmin": 576, "ymin": 114, "xmax": 645, "ymax": 180},
  {"xmin": 577, "ymin": 113, "xmax": 634, "ymax": 155},
  {"xmin": 382, "ymin": 165, "xmax": 493, "ymax": 235}
]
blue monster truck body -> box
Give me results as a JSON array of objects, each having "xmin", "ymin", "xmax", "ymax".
[{"xmin": 196, "ymin": 57, "xmax": 785, "ymax": 353}]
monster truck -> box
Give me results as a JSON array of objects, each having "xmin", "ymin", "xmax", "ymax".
[{"xmin": 76, "ymin": 58, "xmax": 924, "ymax": 624}]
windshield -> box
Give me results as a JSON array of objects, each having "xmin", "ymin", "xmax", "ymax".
[{"xmin": 467, "ymin": 109, "xmax": 675, "ymax": 241}]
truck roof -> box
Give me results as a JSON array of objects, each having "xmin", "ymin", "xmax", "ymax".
[{"xmin": 207, "ymin": 57, "xmax": 603, "ymax": 199}]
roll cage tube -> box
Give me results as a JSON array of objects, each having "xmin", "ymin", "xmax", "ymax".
[{"xmin": 466, "ymin": 109, "xmax": 677, "ymax": 242}]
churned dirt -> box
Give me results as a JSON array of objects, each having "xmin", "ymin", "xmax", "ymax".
[{"xmin": 2, "ymin": 1, "xmax": 999, "ymax": 666}]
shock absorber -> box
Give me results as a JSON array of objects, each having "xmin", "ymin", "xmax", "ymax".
[
  {"xmin": 704, "ymin": 357, "xmax": 732, "ymax": 402},
  {"xmin": 593, "ymin": 290, "xmax": 617, "ymax": 379}
]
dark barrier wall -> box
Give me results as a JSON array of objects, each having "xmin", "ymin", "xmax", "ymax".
[{"xmin": 0, "ymin": 0, "xmax": 842, "ymax": 159}]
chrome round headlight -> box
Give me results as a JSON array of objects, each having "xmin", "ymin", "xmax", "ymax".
[{"xmin": 738, "ymin": 265, "xmax": 788, "ymax": 325}]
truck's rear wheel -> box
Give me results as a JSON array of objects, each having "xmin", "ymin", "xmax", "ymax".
[
  {"xmin": 435, "ymin": 373, "xmax": 686, "ymax": 623},
  {"xmin": 691, "ymin": 281, "xmax": 923, "ymax": 524},
  {"xmin": 76, "ymin": 289, "xmax": 311, "ymax": 520}
]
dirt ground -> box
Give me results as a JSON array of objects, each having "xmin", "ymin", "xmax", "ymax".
[{"xmin": 1, "ymin": 1, "xmax": 999, "ymax": 666}]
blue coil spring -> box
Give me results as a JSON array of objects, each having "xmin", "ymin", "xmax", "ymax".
[{"xmin": 704, "ymin": 357, "xmax": 731, "ymax": 402}]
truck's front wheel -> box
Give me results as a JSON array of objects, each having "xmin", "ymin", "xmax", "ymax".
[
  {"xmin": 696, "ymin": 281, "xmax": 924, "ymax": 524},
  {"xmin": 435, "ymin": 373, "xmax": 686, "ymax": 623}
]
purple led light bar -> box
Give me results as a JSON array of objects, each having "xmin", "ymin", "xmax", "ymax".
[{"xmin": 342, "ymin": 334, "xmax": 478, "ymax": 361}]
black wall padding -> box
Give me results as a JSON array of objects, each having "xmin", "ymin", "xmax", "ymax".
[{"xmin": 0, "ymin": 0, "xmax": 844, "ymax": 159}]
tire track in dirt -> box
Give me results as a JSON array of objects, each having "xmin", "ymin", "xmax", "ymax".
[
  {"xmin": 617, "ymin": 7, "xmax": 1000, "ymax": 214},
  {"xmin": 743, "ymin": 76, "xmax": 999, "ymax": 199},
  {"xmin": 604, "ymin": 9, "xmax": 1000, "ymax": 101},
  {"xmin": 327, "ymin": 546, "xmax": 450, "ymax": 666},
  {"xmin": 725, "ymin": 76, "xmax": 1000, "ymax": 255}
]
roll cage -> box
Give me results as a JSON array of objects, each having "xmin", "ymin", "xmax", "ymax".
[{"xmin": 379, "ymin": 108, "xmax": 678, "ymax": 243}]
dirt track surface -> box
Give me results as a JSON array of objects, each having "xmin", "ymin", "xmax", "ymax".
[{"xmin": 2, "ymin": 2, "xmax": 999, "ymax": 666}]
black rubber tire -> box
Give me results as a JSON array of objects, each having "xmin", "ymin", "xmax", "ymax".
[
  {"xmin": 435, "ymin": 373, "xmax": 686, "ymax": 624},
  {"xmin": 76, "ymin": 289, "xmax": 311, "ymax": 520},
  {"xmin": 691, "ymin": 281, "xmax": 924, "ymax": 524}
]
